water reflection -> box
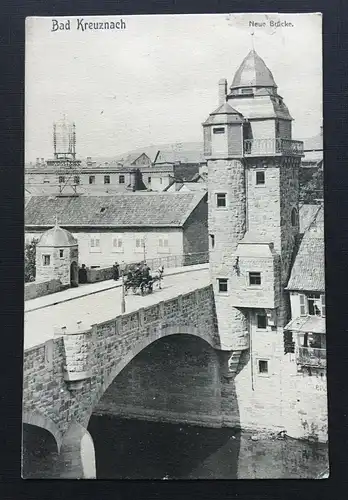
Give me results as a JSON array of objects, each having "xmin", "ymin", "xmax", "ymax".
[{"xmin": 88, "ymin": 416, "xmax": 329, "ymax": 479}]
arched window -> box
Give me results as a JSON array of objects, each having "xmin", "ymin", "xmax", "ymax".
[{"xmin": 291, "ymin": 207, "xmax": 298, "ymax": 227}]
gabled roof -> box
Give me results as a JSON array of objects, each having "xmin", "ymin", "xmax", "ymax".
[
  {"xmin": 25, "ymin": 192, "xmax": 207, "ymax": 228},
  {"xmin": 231, "ymin": 49, "xmax": 277, "ymax": 90},
  {"xmin": 123, "ymin": 152, "xmax": 151, "ymax": 166},
  {"xmin": 287, "ymin": 206, "xmax": 324, "ymax": 292}
]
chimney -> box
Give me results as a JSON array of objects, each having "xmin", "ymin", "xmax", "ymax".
[
  {"xmin": 36, "ymin": 157, "xmax": 40, "ymax": 167},
  {"xmin": 218, "ymin": 79, "xmax": 227, "ymax": 105}
]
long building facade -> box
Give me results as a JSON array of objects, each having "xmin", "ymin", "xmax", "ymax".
[{"xmin": 203, "ymin": 49, "xmax": 327, "ymax": 441}]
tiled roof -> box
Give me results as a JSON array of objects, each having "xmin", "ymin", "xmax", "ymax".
[
  {"xmin": 284, "ymin": 315, "xmax": 325, "ymax": 334},
  {"xmin": 287, "ymin": 210, "xmax": 324, "ymax": 292},
  {"xmin": 25, "ymin": 192, "xmax": 206, "ymax": 228},
  {"xmin": 299, "ymin": 204, "xmax": 322, "ymax": 233},
  {"xmin": 154, "ymin": 149, "xmax": 205, "ymax": 165}
]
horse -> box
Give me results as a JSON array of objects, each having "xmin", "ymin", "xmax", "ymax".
[{"xmin": 151, "ymin": 265, "xmax": 164, "ymax": 289}]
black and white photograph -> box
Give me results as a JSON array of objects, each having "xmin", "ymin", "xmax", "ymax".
[{"xmin": 23, "ymin": 12, "xmax": 328, "ymax": 479}]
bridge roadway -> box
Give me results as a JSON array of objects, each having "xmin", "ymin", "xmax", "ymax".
[{"xmin": 24, "ymin": 264, "xmax": 210, "ymax": 350}]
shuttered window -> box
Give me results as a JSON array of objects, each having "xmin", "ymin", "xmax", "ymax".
[
  {"xmin": 299, "ymin": 294, "xmax": 307, "ymax": 316},
  {"xmin": 158, "ymin": 236, "xmax": 169, "ymax": 253},
  {"xmin": 112, "ymin": 236, "xmax": 123, "ymax": 253},
  {"xmin": 90, "ymin": 234, "xmax": 101, "ymax": 253}
]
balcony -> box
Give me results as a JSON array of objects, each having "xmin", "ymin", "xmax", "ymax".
[
  {"xmin": 244, "ymin": 138, "xmax": 304, "ymax": 157},
  {"xmin": 297, "ymin": 347, "xmax": 326, "ymax": 369}
]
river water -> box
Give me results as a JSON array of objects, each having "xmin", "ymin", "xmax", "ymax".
[{"xmin": 88, "ymin": 416, "xmax": 329, "ymax": 479}]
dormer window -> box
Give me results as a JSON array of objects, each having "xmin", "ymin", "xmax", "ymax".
[{"xmin": 241, "ymin": 88, "xmax": 253, "ymax": 95}]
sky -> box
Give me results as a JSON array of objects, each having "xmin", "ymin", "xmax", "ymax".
[{"xmin": 25, "ymin": 13, "xmax": 322, "ymax": 163}]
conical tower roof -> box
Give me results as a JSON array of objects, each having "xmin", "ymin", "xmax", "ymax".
[{"xmin": 231, "ymin": 49, "xmax": 277, "ymax": 90}]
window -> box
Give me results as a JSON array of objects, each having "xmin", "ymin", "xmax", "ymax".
[
  {"xmin": 74, "ymin": 176, "xmax": 80, "ymax": 185},
  {"xmin": 218, "ymin": 278, "xmax": 228, "ymax": 293},
  {"xmin": 276, "ymin": 121, "xmax": 280, "ymax": 135},
  {"xmin": 241, "ymin": 88, "xmax": 253, "ymax": 95},
  {"xmin": 59, "ymin": 176, "xmax": 65, "ymax": 184},
  {"xmin": 307, "ymin": 293, "xmax": 321, "ymax": 316},
  {"xmin": 210, "ymin": 234, "xmax": 215, "ymax": 248},
  {"xmin": 104, "ymin": 175, "xmax": 110, "ymax": 184},
  {"xmin": 59, "ymin": 249, "xmax": 64, "ymax": 258},
  {"xmin": 249, "ymin": 272, "xmax": 261, "ymax": 286},
  {"xmin": 256, "ymin": 171, "xmax": 265, "ymax": 185},
  {"xmin": 299, "ymin": 293, "xmax": 325, "ymax": 317},
  {"xmin": 89, "ymin": 176, "xmax": 95, "ymax": 184},
  {"xmin": 213, "ymin": 127, "xmax": 225, "ymax": 134},
  {"xmin": 148, "ymin": 177, "xmax": 151, "ymax": 184},
  {"xmin": 90, "ymin": 234, "xmax": 101, "ymax": 253},
  {"xmin": 119, "ymin": 175, "xmax": 125, "ymax": 184},
  {"xmin": 159, "ymin": 178, "xmax": 163, "ymax": 184},
  {"xmin": 291, "ymin": 208, "xmax": 298, "ymax": 227},
  {"xmin": 158, "ymin": 236, "xmax": 169, "ymax": 253},
  {"xmin": 216, "ymin": 193, "xmax": 226, "ymax": 208},
  {"xmin": 258, "ymin": 360, "xmax": 268, "ymax": 374},
  {"xmin": 43, "ymin": 254, "xmax": 51, "ymax": 266},
  {"xmin": 135, "ymin": 238, "xmax": 145, "ymax": 251},
  {"xmin": 257, "ymin": 312, "xmax": 267, "ymax": 329},
  {"xmin": 112, "ymin": 236, "xmax": 123, "ymax": 252}
]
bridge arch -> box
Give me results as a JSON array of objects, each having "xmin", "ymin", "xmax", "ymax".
[
  {"xmin": 22, "ymin": 410, "xmax": 62, "ymax": 451},
  {"xmin": 85, "ymin": 323, "xmax": 217, "ymax": 427}
]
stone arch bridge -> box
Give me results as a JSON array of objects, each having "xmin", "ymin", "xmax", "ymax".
[{"xmin": 23, "ymin": 266, "xmax": 239, "ymax": 478}]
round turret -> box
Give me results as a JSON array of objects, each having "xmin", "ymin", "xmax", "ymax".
[{"xmin": 35, "ymin": 222, "xmax": 79, "ymax": 287}]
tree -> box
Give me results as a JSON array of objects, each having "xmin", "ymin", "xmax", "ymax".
[{"xmin": 25, "ymin": 238, "xmax": 39, "ymax": 282}]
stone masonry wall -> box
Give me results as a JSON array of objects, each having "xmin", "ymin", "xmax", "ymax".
[
  {"xmin": 208, "ymin": 159, "xmax": 247, "ymax": 349},
  {"xmin": 24, "ymin": 279, "xmax": 62, "ymax": 301},
  {"xmin": 23, "ymin": 285, "xmax": 219, "ymax": 443},
  {"xmin": 280, "ymin": 156, "xmax": 301, "ymax": 284}
]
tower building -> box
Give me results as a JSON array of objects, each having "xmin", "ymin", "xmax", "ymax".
[
  {"xmin": 203, "ymin": 49, "xmax": 304, "ymax": 369},
  {"xmin": 46, "ymin": 116, "xmax": 82, "ymax": 195}
]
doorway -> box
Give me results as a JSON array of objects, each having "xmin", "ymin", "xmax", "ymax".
[{"xmin": 70, "ymin": 261, "xmax": 79, "ymax": 287}]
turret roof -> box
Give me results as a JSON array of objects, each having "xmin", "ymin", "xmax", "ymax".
[
  {"xmin": 203, "ymin": 102, "xmax": 244, "ymax": 126},
  {"xmin": 231, "ymin": 49, "xmax": 277, "ymax": 90},
  {"xmin": 37, "ymin": 222, "xmax": 77, "ymax": 247}
]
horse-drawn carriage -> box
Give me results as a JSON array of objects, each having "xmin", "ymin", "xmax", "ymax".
[{"xmin": 123, "ymin": 263, "xmax": 164, "ymax": 296}]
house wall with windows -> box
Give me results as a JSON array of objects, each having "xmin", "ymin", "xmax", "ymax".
[{"xmin": 26, "ymin": 228, "xmax": 184, "ymax": 268}]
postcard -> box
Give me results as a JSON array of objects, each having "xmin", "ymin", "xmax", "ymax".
[{"xmin": 23, "ymin": 13, "xmax": 327, "ymax": 479}]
